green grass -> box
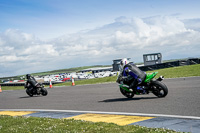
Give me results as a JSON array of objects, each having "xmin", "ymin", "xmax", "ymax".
[
  {"xmin": 0, "ymin": 115, "xmax": 181, "ymax": 133},
  {"xmin": 57, "ymin": 76, "xmax": 118, "ymax": 86},
  {"xmin": 1, "ymin": 86, "xmax": 24, "ymax": 91},
  {"xmin": 1, "ymin": 64, "xmax": 200, "ymax": 91},
  {"xmin": 150, "ymin": 64, "xmax": 200, "ymax": 78}
]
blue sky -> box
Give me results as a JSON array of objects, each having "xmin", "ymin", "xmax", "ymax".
[
  {"xmin": 0, "ymin": 0, "xmax": 200, "ymax": 77},
  {"xmin": 1, "ymin": 0, "xmax": 200, "ymax": 39}
]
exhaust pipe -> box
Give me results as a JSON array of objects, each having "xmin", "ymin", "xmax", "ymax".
[{"xmin": 157, "ymin": 76, "xmax": 164, "ymax": 81}]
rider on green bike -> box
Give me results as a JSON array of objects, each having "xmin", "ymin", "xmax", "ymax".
[{"xmin": 116, "ymin": 58, "xmax": 146, "ymax": 93}]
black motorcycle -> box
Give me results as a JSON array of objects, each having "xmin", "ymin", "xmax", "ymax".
[{"xmin": 24, "ymin": 82, "xmax": 48, "ymax": 97}]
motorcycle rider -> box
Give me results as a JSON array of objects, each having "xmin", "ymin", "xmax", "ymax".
[
  {"xmin": 116, "ymin": 58, "xmax": 146, "ymax": 93},
  {"xmin": 25, "ymin": 74, "xmax": 39, "ymax": 93}
]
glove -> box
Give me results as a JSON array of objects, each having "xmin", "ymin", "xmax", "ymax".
[{"xmin": 121, "ymin": 76, "xmax": 131, "ymax": 84}]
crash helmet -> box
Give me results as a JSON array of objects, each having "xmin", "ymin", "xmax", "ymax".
[
  {"xmin": 26, "ymin": 74, "xmax": 31, "ymax": 79},
  {"xmin": 119, "ymin": 58, "xmax": 129, "ymax": 72}
]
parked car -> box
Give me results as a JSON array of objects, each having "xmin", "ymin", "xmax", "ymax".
[{"xmin": 61, "ymin": 78, "xmax": 70, "ymax": 82}]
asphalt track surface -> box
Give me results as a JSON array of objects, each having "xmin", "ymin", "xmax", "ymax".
[{"xmin": 1, "ymin": 77, "xmax": 200, "ymax": 132}]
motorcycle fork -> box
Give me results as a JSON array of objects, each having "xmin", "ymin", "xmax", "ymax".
[{"xmin": 37, "ymin": 87, "xmax": 41, "ymax": 94}]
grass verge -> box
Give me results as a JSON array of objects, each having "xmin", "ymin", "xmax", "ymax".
[
  {"xmin": 0, "ymin": 115, "xmax": 181, "ymax": 133},
  {"xmin": 1, "ymin": 86, "xmax": 24, "ymax": 91}
]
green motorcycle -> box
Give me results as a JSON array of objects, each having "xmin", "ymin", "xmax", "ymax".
[{"xmin": 119, "ymin": 72, "xmax": 168, "ymax": 98}]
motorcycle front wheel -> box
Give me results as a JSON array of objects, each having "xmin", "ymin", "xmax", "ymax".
[
  {"xmin": 120, "ymin": 87, "xmax": 134, "ymax": 98},
  {"xmin": 26, "ymin": 89, "xmax": 33, "ymax": 97},
  {"xmin": 40, "ymin": 87, "xmax": 48, "ymax": 96},
  {"xmin": 151, "ymin": 80, "xmax": 168, "ymax": 98}
]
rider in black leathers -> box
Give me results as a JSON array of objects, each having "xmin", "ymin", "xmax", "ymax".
[{"xmin": 25, "ymin": 74, "xmax": 39, "ymax": 93}]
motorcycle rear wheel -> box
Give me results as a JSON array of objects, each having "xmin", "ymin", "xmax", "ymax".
[
  {"xmin": 120, "ymin": 87, "xmax": 134, "ymax": 98},
  {"xmin": 151, "ymin": 80, "xmax": 168, "ymax": 98}
]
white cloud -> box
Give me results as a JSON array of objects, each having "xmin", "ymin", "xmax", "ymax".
[
  {"xmin": 1, "ymin": 15, "xmax": 200, "ymax": 77},
  {"xmin": 183, "ymin": 18, "xmax": 200, "ymax": 32},
  {"xmin": 0, "ymin": 55, "xmax": 26, "ymax": 63},
  {"xmin": 2, "ymin": 29, "xmax": 39, "ymax": 47},
  {"xmin": 22, "ymin": 45, "xmax": 59, "ymax": 56}
]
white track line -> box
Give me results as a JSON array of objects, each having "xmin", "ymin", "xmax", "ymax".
[{"xmin": 1, "ymin": 109, "xmax": 200, "ymax": 120}]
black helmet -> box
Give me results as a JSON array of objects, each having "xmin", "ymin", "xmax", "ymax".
[{"xmin": 26, "ymin": 74, "xmax": 31, "ymax": 79}]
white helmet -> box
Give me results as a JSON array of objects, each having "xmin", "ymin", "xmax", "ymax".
[{"xmin": 120, "ymin": 58, "xmax": 129, "ymax": 69}]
